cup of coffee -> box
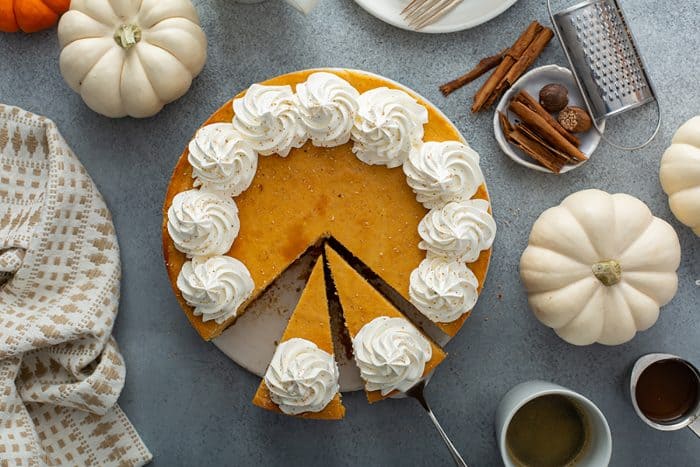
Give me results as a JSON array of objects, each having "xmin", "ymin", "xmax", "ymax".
[
  {"xmin": 630, "ymin": 353, "xmax": 700, "ymax": 436},
  {"xmin": 496, "ymin": 381, "xmax": 612, "ymax": 467}
]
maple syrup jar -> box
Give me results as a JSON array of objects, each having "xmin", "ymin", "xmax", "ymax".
[{"xmin": 630, "ymin": 354, "xmax": 700, "ymax": 437}]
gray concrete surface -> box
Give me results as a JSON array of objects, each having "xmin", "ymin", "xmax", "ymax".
[{"xmin": 1, "ymin": 0, "xmax": 699, "ymax": 465}]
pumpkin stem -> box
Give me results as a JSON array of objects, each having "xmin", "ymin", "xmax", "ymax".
[
  {"xmin": 114, "ymin": 24, "xmax": 142, "ymax": 49},
  {"xmin": 592, "ymin": 260, "xmax": 622, "ymax": 286}
]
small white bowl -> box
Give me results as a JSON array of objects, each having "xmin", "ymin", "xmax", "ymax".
[{"xmin": 493, "ymin": 64, "xmax": 605, "ymax": 174}]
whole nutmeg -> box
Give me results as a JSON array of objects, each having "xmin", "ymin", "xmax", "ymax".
[
  {"xmin": 558, "ymin": 106, "xmax": 592, "ymax": 133},
  {"xmin": 539, "ymin": 83, "xmax": 569, "ymax": 112}
]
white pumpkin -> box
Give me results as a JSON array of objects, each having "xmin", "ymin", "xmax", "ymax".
[
  {"xmin": 58, "ymin": 0, "xmax": 207, "ymax": 118},
  {"xmin": 660, "ymin": 116, "xmax": 700, "ymax": 236},
  {"xmin": 520, "ymin": 189, "xmax": 681, "ymax": 346}
]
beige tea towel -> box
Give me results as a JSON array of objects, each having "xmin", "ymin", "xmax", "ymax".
[{"xmin": 0, "ymin": 105, "xmax": 152, "ymax": 466}]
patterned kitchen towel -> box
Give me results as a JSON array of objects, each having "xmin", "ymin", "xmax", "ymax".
[{"xmin": 0, "ymin": 105, "xmax": 152, "ymax": 466}]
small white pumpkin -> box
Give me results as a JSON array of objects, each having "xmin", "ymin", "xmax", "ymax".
[
  {"xmin": 660, "ymin": 116, "xmax": 700, "ymax": 236},
  {"xmin": 520, "ymin": 189, "xmax": 681, "ymax": 346},
  {"xmin": 58, "ymin": 0, "xmax": 207, "ymax": 118}
]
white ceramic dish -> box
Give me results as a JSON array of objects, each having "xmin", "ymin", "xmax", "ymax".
[
  {"xmin": 494, "ymin": 64, "xmax": 605, "ymax": 174},
  {"xmin": 211, "ymin": 69, "xmax": 478, "ymax": 392},
  {"xmin": 353, "ymin": 0, "xmax": 519, "ymax": 34}
]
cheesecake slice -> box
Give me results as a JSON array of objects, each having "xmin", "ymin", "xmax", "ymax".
[
  {"xmin": 252, "ymin": 256, "xmax": 345, "ymax": 419},
  {"xmin": 324, "ymin": 244, "xmax": 446, "ymax": 402}
]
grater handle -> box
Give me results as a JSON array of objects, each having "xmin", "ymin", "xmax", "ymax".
[
  {"xmin": 592, "ymin": 99, "xmax": 662, "ymax": 150},
  {"xmin": 547, "ymin": 0, "xmax": 662, "ymax": 151}
]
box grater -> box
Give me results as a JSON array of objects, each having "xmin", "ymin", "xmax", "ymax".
[{"xmin": 547, "ymin": 0, "xmax": 661, "ymax": 149}]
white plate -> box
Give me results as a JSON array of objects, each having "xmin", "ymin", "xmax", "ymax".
[
  {"xmin": 212, "ymin": 69, "xmax": 472, "ymax": 392},
  {"xmin": 353, "ymin": 0, "xmax": 519, "ymax": 33},
  {"xmin": 493, "ymin": 64, "xmax": 605, "ymax": 174}
]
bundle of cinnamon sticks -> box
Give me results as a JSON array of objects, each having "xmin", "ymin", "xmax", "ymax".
[
  {"xmin": 500, "ymin": 90, "xmax": 587, "ymax": 173},
  {"xmin": 440, "ymin": 21, "xmax": 554, "ymax": 113}
]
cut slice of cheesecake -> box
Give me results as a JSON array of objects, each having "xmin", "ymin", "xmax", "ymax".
[
  {"xmin": 252, "ymin": 256, "xmax": 345, "ymax": 419},
  {"xmin": 324, "ymin": 244, "xmax": 446, "ymax": 403}
]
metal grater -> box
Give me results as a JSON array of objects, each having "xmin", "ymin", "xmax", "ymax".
[{"xmin": 547, "ymin": 0, "xmax": 661, "ymax": 149}]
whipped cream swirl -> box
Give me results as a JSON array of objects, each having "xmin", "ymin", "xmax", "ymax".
[
  {"xmin": 264, "ymin": 337, "xmax": 340, "ymax": 415},
  {"xmin": 188, "ymin": 123, "xmax": 258, "ymax": 197},
  {"xmin": 404, "ymin": 141, "xmax": 484, "ymax": 209},
  {"xmin": 167, "ymin": 189, "xmax": 239, "ymax": 257},
  {"xmin": 176, "ymin": 256, "xmax": 254, "ymax": 324},
  {"xmin": 351, "ymin": 87, "xmax": 428, "ymax": 168},
  {"xmin": 353, "ymin": 316, "xmax": 432, "ymax": 395},
  {"xmin": 418, "ymin": 199, "xmax": 496, "ymax": 263},
  {"xmin": 409, "ymin": 256, "xmax": 479, "ymax": 323},
  {"xmin": 296, "ymin": 72, "xmax": 360, "ymax": 147},
  {"xmin": 232, "ymin": 84, "xmax": 307, "ymax": 157}
]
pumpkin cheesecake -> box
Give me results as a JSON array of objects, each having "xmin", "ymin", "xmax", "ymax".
[
  {"xmin": 163, "ymin": 68, "xmax": 494, "ymax": 342},
  {"xmin": 252, "ymin": 256, "xmax": 344, "ymax": 419},
  {"xmin": 324, "ymin": 244, "xmax": 446, "ymax": 402}
]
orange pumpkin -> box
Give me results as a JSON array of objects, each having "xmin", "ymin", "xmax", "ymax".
[{"xmin": 0, "ymin": 0, "xmax": 70, "ymax": 33}]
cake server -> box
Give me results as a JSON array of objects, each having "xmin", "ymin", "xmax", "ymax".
[
  {"xmin": 406, "ymin": 380, "xmax": 469, "ymax": 466},
  {"xmin": 547, "ymin": 0, "xmax": 661, "ymax": 149}
]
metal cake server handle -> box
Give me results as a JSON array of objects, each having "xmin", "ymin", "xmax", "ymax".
[{"xmin": 405, "ymin": 380, "xmax": 468, "ymax": 467}]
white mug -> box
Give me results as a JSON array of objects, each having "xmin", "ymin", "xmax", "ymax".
[{"xmin": 495, "ymin": 381, "xmax": 612, "ymax": 467}]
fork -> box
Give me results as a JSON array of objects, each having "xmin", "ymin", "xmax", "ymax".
[
  {"xmin": 401, "ymin": 0, "xmax": 464, "ymax": 30},
  {"xmin": 405, "ymin": 380, "xmax": 469, "ymax": 466}
]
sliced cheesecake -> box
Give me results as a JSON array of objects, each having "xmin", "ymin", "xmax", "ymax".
[
  {"xmin": 163, "ymin": 69, "xmax": 492, "ymax": 341},
  {"xmin": 324, "ymin": 244, "xmax": 446, "ymax": 402},
  {"xmin": 252, "ymin": 256, "xmax": 345, "ymax": 419}
]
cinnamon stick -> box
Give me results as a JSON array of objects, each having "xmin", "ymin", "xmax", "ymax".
[
  {"xmin": 500, "ymin": 112, "xmax": 566, "ymax": 173},
  {"xmin": 506, "ymin": 127, "xmax": 565, "ymax": 173},
  {"xmin": 517, "ymin": 123, "xmax": 574, "ymax": 164},
  {"xmin": 440, "ymin": 49, "xmax": 507, "ymax": 96},
  {"xmin": 513, "ymin": 91, "xmax": 580, "ymax": 146},
  {"xmin": 509, "ymin": 101, "xmax": 587, "ymax": 161},
  {"xmin": 498, "ymin": 111, "xmax": 513, "ymax": 134},
  {"xmin": 486, "ymin": 28, "xmax": 555, "ymax": 108},
  {"xmin": 506, "ymin": 28, "xmax": 554, "ymax": 85},
  {"xmin": 472, "ymin": 21, "xmax": 542, "ymax": 113}
]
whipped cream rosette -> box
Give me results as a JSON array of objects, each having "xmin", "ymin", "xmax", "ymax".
[
  {"xmin": 409, "ymin": 256, "xmax": 479, "ymax": 323},
  {"xmin": 264, "ymin": 338, "xmax": 340, "ymax": 415},
  {"xmin": 352, "ymin": 316, "xmax": 432, "ymax": 395},
  {"xmin": 177, "ymin": 256, "xmax": 254, "ymax": 324},
  {"xmin": 296, "ymin": 72, "xmax": 360, "ymax": 147},
  {"xmin": 188, "ymin": 123, "xmax": 258, "ymax": 197},
  {"xmin": 167, "ymin": 189, "xmax": 240, "ymax": 257},
  {"xmin": 232, "ymin": 84, "xmax": 308, "ymax": 156},
  {"xmin": 404, "ymin": 141, "xmax": 484, "ymax": 209},
  {"xmin": 351, "ymin": 87, "xmax": 428, "ymax": 168},
  {"xmin": 418, "ymin": 199, "xmax": 496, "ymax": 263}
]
